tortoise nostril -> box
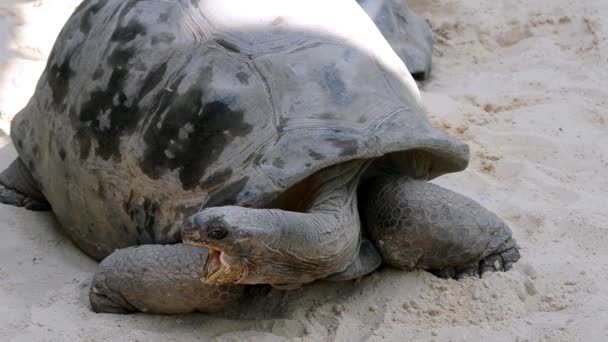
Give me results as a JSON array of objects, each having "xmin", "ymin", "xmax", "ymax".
[
  {"xmin": 182, "ymin": 216, "xmax": 197, "ymax": 230},
  {"xmin": 182, "ymin": 228, "xmax": 201, "ymax": 242}
]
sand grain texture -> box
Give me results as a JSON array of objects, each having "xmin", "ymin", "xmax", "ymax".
[{"xmin": 1, "ymin": 0, "xmax": 607, "ymax": 341}]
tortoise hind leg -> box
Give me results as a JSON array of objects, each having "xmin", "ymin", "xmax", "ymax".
[
  {"xmin": 362, "ymin": 176, "xmax": 520, "ymax": 279},
  {"xmin": 0, "ymin": 158, "xmax": 50, "ymax": 211},
  {"xmin": 90, "ymin": 244, "xmax": 244, "ymax": 314}
]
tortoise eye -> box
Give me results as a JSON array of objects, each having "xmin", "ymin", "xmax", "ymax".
[{"xmin": 207, "ymin": 222, "xmax": 228, "ymax": 240}]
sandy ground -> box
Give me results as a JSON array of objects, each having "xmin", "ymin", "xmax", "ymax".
[{"xmin": 1, "ymin": 0, "xmax": 607, "ymax": 341}]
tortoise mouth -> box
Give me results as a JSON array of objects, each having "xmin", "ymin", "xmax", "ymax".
[
  {"xmin": 206, "ymin": 248, "xmax": 223, "ymax": 277},
  {"xmin": 181, "ymin": 226, "xmax": 246, "ymax": 284},
  {"xmin": 203, "ymin": 247, "xmax": 245, "ymax": 284}
]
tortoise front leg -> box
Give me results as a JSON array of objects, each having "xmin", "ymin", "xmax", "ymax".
[
  {"xmin": 362, "ymin": 176, "xmax": 520, "ymax": 279},
  {"xmin": 90, "ymin": 244, "xmax": 244, "ymax": 314}
]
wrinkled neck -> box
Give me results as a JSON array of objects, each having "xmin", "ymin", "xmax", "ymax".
[{"xmin": 260, "ymin": 160, "xmax": 367, "ymax": 283}]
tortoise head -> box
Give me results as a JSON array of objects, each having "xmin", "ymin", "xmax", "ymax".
[
  {"xmin": 182, "ymin": 206, "xmax": 357, "ymax": 286},
  {"xmin": 182, "ymin": 161, "xmax": 365, "ymax": 286},
  {"xmin": 181, "ymin": 207, "xmax": 270, "ymax": 285}
]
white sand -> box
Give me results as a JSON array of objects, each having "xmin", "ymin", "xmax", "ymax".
[{"xmin": 1, "ymin": 0, "xmax": 607, "ymax": 341}]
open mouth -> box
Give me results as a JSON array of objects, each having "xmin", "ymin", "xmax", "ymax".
[
  {"xmin": 205, "ymin": 248, "xmax": 224, "ymax": 278},
  {"xmin": 203, "ymin": 248, "xmax": 244, "ymax": 284}
]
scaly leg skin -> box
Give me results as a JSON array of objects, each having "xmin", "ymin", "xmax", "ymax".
[
  {"xmin": 90, "ymin": 244, "xmax": 244, "ymax": 314},
  {"xmin": 362, "ymin": 176, "xmax": 520, "ymax": 279},
  {"xmin": 0, "ymin": 158, "xmax": 50, "ymax": 211}
]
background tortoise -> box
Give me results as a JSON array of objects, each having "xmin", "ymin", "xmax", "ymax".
[
  {"xmin": 359, "ymin": 0, "xmax": 434, "ymax": 80},
  {"xmin": 0, "ymin": 0, "xmax": 519, "ymax": 314}
]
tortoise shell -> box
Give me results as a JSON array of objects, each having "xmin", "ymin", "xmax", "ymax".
[{"xmin": 10, "ymin": 0, "xmax": 468, "ymax": 259}]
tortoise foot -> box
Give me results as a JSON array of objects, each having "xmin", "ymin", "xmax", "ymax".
[
  {"xmin": 0, "ymin": 183, "xmax": 50, "ymax": 210},
  {"xmin": 90, "ymin": 275, "xmax": 135, "ymax": 314},
  {"xmin": 432, "ymin": 241, "xmax": 521, "ymax": 279}
]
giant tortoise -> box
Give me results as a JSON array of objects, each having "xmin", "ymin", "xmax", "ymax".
[{"xmin": 0, "ymin": 0, "xmax": 519, "ymax": 314}]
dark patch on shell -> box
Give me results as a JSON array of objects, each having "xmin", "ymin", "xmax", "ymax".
[
  {"xmin": 151, "ymin": 32, "xmax": 176, "ymax": 45},
  {"xmin": 92, "ymin": 66, "xmax": 104, "ymax": 81},
  {"xmin": 107, "ymin": 46, "xmax": 136, "ymax": 66},
  {"xmin": 79, "ymin": 1, "xmax": 107, "ymax": 34},
  {"xmin": 74, "ymin": 128, "xmax": 92, "ymax": 160},
  {"xmin": 74, "ymin": 46, "xmax": 141, "ymax": 161},
  {"xmin": 322, "ymin": 65, "xmax": 352, "ymax": 106},
  {"xmin": 47, "ymin": 53, "xmax": 74, "ymax": 111},
  {"xmin": 206, "ymin": 177, "xmax": 249, "ymax": 207},
  {"xmin": 272, "ymin": 158, "xmax": 285, "ymax": 168},
  {"xmin": 157, "ymin": 12, "xmax": 171, "ymax": 23},
  {"xmin": 72, "ymin": 0, "xmax": 90, "ymax": 16},
  {"xmin": 205, "ymin": 168, "xmax": 234, "ymax": 188},
  {"xmin": 216, "ymin": 39, "xmax": 241, "ymax": 53},
  {"xmin": 327, "ymin": 137, "xmax": 359, "ymax": 157},
  {"xmin": 59, "ymin": 148, "xmax": 67, "ymax": 161},
  {"xmin": 319, "ymin": 112, "xmax": 335, "ymax": 120},
  {"xmin": 111, "ymin": 18, "xmax": 147, "ymax": 43},
  {"xmin": 236, "ymin": 71, "xmax": 250, "ymax": 85},
  {"xmin": 141, "ymin": 93, "xmax": 253, "ymax": 189},
  {"xmin": 308, "ymin": 150, "xmax": 325, "ymax": 160},
  {"xmin": 137, "ymin": 62, "xmax": 168, "ymax": 99},
  {"xmin": 117, "ymin": 0, "xmax": 140, "ymax": 20}
]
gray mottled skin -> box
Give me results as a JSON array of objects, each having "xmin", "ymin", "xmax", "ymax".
[
  {"xmin": 0, "ymin": 0, "xmax": 519, "ymax": 315},
  {"xmin": 358, "ymin": 0, "xmax": 434, "ymax": 80}
]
